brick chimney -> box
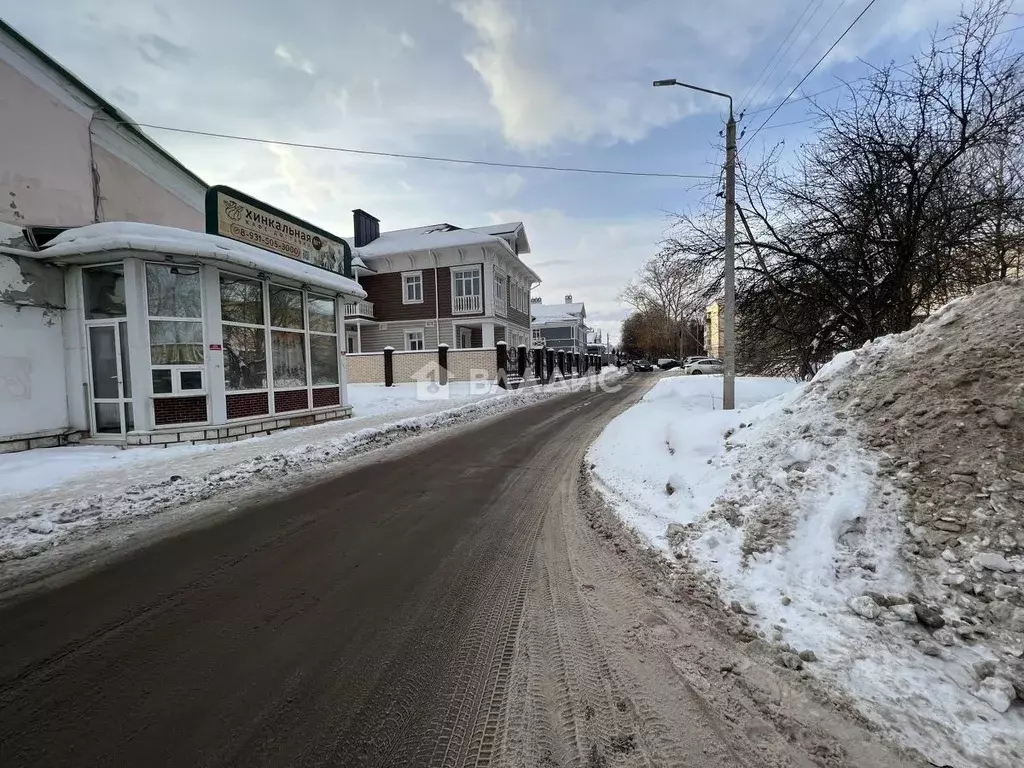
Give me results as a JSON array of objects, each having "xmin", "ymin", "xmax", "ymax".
[
  {"xmin": 564, "ymin": 294, "xmax": 573, "ymax": 304},
  {"xmin": 352, "ymin": 209, "xmax": 380, "ymax": 247}
]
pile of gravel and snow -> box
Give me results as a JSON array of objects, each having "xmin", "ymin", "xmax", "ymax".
[{"xmin": 591, "ymin": 280, "xmax": 1024, "ymax": 768}]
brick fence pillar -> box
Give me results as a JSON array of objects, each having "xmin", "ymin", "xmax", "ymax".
[
  {"xmin": 496, "ymin": 341, "xmax": 507, "ymax": 390},
  {"xmin": 546, "ymin": 348, "xmax": 555, "ymax": 384},
  {"xmin": 517, "ymin": 344, "xmax": 527, "ymax": 380},
  {"xmin": 534, "ymin": 348, "xmax": 544, "ymax": 383},
  {"xmin": 557, "ymin": 350, "xmax": 565, "ymax": 378},
  {"xmin": 438, "ymin": 343, "xmax": 449, "ymax": 386},
  {"xmin": 384, "ymin": 346, "xmax": 394, "ymax": 387},
  {"xmin": 574, "ymin": 352, "xmax": 581, "ymax": 377}
]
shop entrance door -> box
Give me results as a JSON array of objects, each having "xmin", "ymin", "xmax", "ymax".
[{"xmin": 87, "ymin": 321, "xmax": 133, "ymax": 435}]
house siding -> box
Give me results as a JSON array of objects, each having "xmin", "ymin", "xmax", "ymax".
[
  {"xmin": 360, "ymin": 270, "xmax": 438, "ymax": 322},
  {"xmin": 359, "ymin": 319, "xmax": 442, "ymax": 351}
]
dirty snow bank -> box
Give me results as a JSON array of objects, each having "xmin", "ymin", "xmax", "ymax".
[
  {"xmin": 590, "ymin": 280, "xmax": 1024, "ymax": 768},
  {"xmin": 1, "ymin": 370, "xmax": 623, "ymax": 567}
]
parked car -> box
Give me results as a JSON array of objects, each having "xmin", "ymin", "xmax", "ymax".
[
  {"xmin": 656, "ymin": 358, "xmax": 680, "ymax": 370},
  {"xmin": 632, "ymin": 359, "xmax": 654, "ymax": 372},
  {"xmin": 682, "ymin": 356, "xmax": 705, "ymax": 366},
  {"xmin": 684, "ymin": 358, "xmax": 724, "ymax": 375}
]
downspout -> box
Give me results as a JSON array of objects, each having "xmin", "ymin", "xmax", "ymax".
[{"xmin": 433, "ymin": 251, "xmax": 440, "ymax": 346}]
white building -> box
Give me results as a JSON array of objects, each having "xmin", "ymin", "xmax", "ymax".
[
  {"xmin": 530, "ymin": 295, "xmax": 590, "ymax": 355},
  {"xmin": 0, "ymin": 21, "xmax": 364, "ymax": 452}
]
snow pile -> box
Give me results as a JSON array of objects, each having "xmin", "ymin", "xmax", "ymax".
[
  {"xmin": 590, "ymin": 280, "xmax": 1024, "ymax": 768},
  {"xmin": 1, "ymin": 369, "xmax": 624, "ymax": 567}
]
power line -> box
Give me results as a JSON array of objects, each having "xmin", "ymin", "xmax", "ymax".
[
  {"xmin": 742, "ymin": 0, "xmax": 880, "ymax": 149},
  {"xmin": 756, "ymin": 0, "xmax": 847, "ymax": 113},
  {"xmin": 737, "ymin": 0, "xmax": 822, "ymax": 114},
  {"xmin": 106, "ymin": 120, "xmax": 714, "ymax": 180},
  {"xmin": 745, "ymin": 22, "xmax": 1024, "ymax": 118}
]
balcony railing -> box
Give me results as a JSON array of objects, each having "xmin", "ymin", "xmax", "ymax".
[
  {"xmin": 344, "ymin": 300, "xmax": 375, "ymax": 318},
  {"xmin": 453, "ymin": 294, "xmax": 482, "ymax": 314}
]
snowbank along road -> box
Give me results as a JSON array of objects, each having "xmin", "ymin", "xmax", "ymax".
[{"xmin": 0, "ymin": 374, "xmax": 919, "ymax": 767}]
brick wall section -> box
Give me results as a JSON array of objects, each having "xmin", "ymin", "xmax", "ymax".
[
  {"xmin": 447, "ymin": 348, "xmax": 497, "ymax": 382},
  {"xmin": 312, "ymin": 387, "xmax": 341, "ymax": 408},
  {"xmin": 226, "ymin": 392, "xmax": 270, "ymax": 420},
  {"xmin": 392, "ymin": 350, "xmax": 439, "ymax": 382},
  {"xmin": 154, "ymin": 396, "xmax": 208, "ymax": 425},
  {"xmin": 275, "ymin": 389, "xmax": 309, "ymax": 413},
  {"xmin": 347, "ymin": 353, "xmax": 386, "ymax": 383},
  {"xmin": 345, "ymin": 348, "xmax": 496, "ymax": 383}
]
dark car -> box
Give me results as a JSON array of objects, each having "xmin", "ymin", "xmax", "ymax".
[
  {"xmin": 656, "ymin": 358, "xmax": 680, "ymax": 370},
  {"xmin": 632, "ymin": 359, "xmax": 654, "ymax": 372}
]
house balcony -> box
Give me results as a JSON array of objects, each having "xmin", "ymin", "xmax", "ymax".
[
  {"xmin": 453, "ymin": 294, "xmax": 482, "ymax": 315},
  {"xmin": 344, "ymin": 300, "xmax": 375, "ymax": 322}
]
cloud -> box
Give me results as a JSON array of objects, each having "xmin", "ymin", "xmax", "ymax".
[
  {"xmin": 274, "ymin": 44, "xmax": 316, "ymax": 76},
  {"xmin": 485, "ymin": 172, "xmax": 525, "ymax": 198},
  {"xmin": 399, "ymin": 31, "xmax": 416, "ymax": 48},
  {"xmin": 134, "ymin": 33, "xmax": 191, "ymax": 68}
]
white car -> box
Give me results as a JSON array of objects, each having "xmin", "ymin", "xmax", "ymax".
[{"xmin": 683, "ymin": 358, "xmax": 723, "ymax": 375}]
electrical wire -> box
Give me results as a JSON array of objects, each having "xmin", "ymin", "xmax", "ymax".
[
  {"xmin": 742, "ymin": 0, "xmax": 880, "ymax": 149},
  {"xmin": 737, "ymin": 0, "xmax": 822, "ymax": 114},
  {"xmin": 745, "ymin": 22, "xmax": 1024, "ymax": 118},
  {"xmin": 755, "ymin": 0, "xmax": 847, "ymax": 113},
  {"xmin": 103, "ymin": 120, "xmax": 715, "ymax": 180}
]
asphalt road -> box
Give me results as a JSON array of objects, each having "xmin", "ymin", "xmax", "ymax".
[{"xmin": 0, "ymin": 375, "xmax": 646, "ymax": 768}]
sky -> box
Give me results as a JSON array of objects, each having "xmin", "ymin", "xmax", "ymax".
[{"xmin": 1, "ymin": 0, "xmax": 1018, "ymax": 343}]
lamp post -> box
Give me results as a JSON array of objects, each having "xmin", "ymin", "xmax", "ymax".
[{"xmin": 653, "ymin": 78, "xmax": 736, "ymax": 410}]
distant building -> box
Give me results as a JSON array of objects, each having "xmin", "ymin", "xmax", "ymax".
[
  {"xmin": 705, "ymin": 298, "xmax": 724, "ymax": 358},
  {"xmin": 531, "ymin": 295, "xmax": 589, "ymax": 355}
]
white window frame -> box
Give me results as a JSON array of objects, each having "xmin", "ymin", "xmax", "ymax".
[
  {"xmin": 451, "ymin": 266, "xmax": 483, "ymax": 315},
  {"xmin": 493, "ymin": 270, "xmax": 507, "ymax": 316},
  {"xmin": 405, "ymin": 328, "xmax": 426, "ymax": 351},
  {"xmin": 403, "ymin": 270, "xmax": 424, "ymax": 304}
]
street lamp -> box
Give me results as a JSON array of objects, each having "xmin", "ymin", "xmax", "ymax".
[{"xmin": 654, "ymin": 78, "xmax": 737, "ymax": 410}]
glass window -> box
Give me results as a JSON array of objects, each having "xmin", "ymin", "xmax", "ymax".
[
  {"xmin": 269, "ymin": 286, "xmax": 304, "ymax": 329},
  {"xmin": 84, "ymin": 265, "xmax": 126, "ymax": 319},
  {"xmin": 405, "ymin": 330, "xmax": 425, "ymax": 351},
  {"xmin": 149, "ymin": 320, "xmax": 203, "ymax": 365},
  {"xmin": 454, "ymin": 268, "xmax": 481, "ymax": 297},
  {"xmin": 308, "ymin": 295, "xmax": 337, "ymax": 333},
  {"xmin": 310, "ymin": 334, "xmax": 339, "ymax": 385},
  {"xmin": 220, "ymin": 276, "xmax": 264, "ymax": 325},
  {"xmin": 223, "ymin": 325, "xmax": 268, "ymax": 391},
  {"xmin": 403, "ymin": 272, "xmax": 423, "ymax": 303},
  {"xmin": 146, "ymin": 264, "xmax": 201, "ymax": 318},
  {"xmin": 180, "ymin": 370, "xmax": 203, "ymax": 390},
  {"xmin": 271, "ymin": 330, "xmax": 307, "ymax": 387},
  {"xmin": 152, "ymin": 369, "xmax": 173, "ymax": 394}
]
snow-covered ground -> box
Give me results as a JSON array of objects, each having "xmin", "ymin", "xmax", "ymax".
[
  {"xmin": 1, "ymin": 371, "xmax": 621, "ymax": 569},
  {"xmin": 590, "ymin": 368, "xmax": 1024, "ymax": 768}
]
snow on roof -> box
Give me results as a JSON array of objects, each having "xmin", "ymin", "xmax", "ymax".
[
  {"xmin": 345, "ymin": 223, "xmax": 512, "ymax": 258},
  {"xmin": 467, "ymin": 222, "xmax": 530, "ymax": 254},
  {"xmin": 42, "ymin": 222, "xmax": 366, "ymax": 299},
  {"xmin": 531, "ymin": 301, "xmax": 586, "ymax": 323}
]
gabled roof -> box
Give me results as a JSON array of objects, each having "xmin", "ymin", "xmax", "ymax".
[
  {"xmin": 346, "ymin": 220, "xmax": 540, "ymax": 282},
  {"xmin": 532, "ymin": 301, "xmax": 586, "ymax": 323},
  {"xmin": 467, "ymin": 222, "xmax": 530, "ymax": 255},
  {"xmin": 0, "ymin": 19, "xmax": 206, "ymax": 192}
]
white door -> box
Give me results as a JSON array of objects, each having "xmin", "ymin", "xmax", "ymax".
[{"xmin": 87, "ymin": 320, "xmax": 133, "ymax": 435}]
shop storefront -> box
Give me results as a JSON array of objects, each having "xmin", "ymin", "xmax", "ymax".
[{"xmin": 26, "ymin": 217, "xmax": 366, "ymax": 448}]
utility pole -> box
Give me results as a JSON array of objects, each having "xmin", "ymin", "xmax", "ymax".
[
  {"xmin": 653, "ymin": 78, "xmax": 738, "ymax": 409},
  {"xmin": 723, "ymin": 109, "xmax": 737, "ymax": 410}
]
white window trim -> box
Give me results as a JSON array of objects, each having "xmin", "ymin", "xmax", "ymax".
[
  {"xmin": 405, "ymin": 328, "xmax": 426, "ymax": 351},
  {"xmin": 451, "ymin": 266, "xmax": 483, "ymax": 315},
  {"xmin": 402, "ymin": 270, "xmax": 424, "ymax": 304}
]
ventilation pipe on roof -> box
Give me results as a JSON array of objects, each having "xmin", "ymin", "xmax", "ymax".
[{"xmin": 564, "ymin": 294, "xmax": 572, "ymax": 304}]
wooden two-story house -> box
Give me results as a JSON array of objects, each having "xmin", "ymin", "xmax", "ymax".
[{"xmin": 343, "ymin": 210, "xmax": 540, "ymax": 354}]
